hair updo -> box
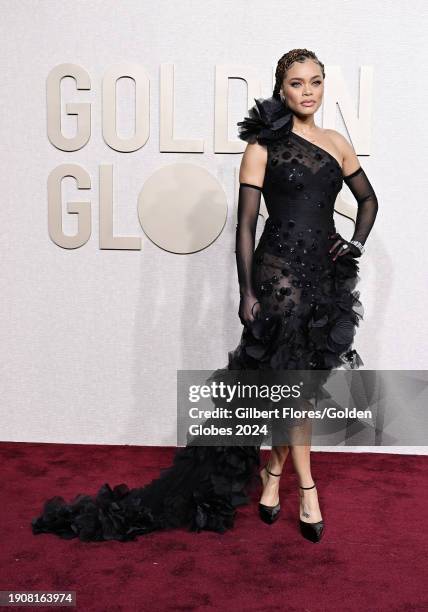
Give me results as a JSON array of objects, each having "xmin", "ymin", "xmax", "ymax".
[{"xmin": 273, "ymin": 49, "xmax": 325, "ymax": 100}]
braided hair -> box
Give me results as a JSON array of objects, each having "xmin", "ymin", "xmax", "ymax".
[{"xmin": 273, "ymin": 49, "xmax": 325, "ymax": 100}]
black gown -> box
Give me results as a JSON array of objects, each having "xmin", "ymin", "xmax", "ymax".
[{"xmin": 31, "ymin": 96, "xmax": 378, "ymax": 542}]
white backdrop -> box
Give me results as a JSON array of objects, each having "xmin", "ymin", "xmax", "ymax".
[{"xmin": 1, "ymin": 0, "xmax": 427, "ymax": 452}]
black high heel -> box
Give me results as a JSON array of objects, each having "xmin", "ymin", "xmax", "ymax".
[
  {"xmin": 299, "ymin": 483, "xmax": 324, "ymax": 543},
  {"xmin": 258, "ymin": 463, "xmax": 282, "ymax": 525}
]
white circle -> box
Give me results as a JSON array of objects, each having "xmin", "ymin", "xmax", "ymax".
[{"xmin": 138, "ymin": 162, "xmax": 228, "ymax": 254}]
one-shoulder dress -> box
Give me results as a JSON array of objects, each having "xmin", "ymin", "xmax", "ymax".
[{"xmin": 31, "ymin": 96, "xmax": 377, "ymax": 541}]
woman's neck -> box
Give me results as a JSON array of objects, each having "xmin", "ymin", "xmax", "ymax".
[{"xmin": 291, "ymin": 115, "xmax": 317, "ymax": 133}]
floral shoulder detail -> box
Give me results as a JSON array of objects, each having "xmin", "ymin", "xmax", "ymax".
[{"xmin": 237, "ymin": 95, "xmax": 294, "ymax": 145}]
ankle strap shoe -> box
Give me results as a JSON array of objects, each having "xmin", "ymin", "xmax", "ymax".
[
  {"xmin": 258, "ymin": 463, "xmax": 282, "ymax": 525},
  {"xmin": 299, "ymin": 483, "xmax": 324, "ymax": 543}
]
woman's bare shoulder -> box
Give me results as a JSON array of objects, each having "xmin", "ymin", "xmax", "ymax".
[
  {"xmin": 324, "ymin": 129, "xmax": 355, "ymax": 157},
  {"xmin": 243, "ymin": 140, "xmax": 268, "ymax": 157},
  {"xmin": 324, "ymin": 129, "xmax": 361, "ymax": 175}
]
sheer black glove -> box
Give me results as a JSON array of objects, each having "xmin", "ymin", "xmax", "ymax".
[
  {"xmin": 235, "ymin": 182, "xmax": 263, "ymax": 327},
  {"xmin": 239, "ymin": 295, "xmax": 261, "ymax": 327},
  {"xmin": 328, "ymin": 233, "xmax": 362, "ymax": 261},
  {"xmin": 330, "ymin": 166, "xmax": 378, "ymax": 260}
]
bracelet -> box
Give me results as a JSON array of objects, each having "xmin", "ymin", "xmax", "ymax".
[
  {"xmin": 251, "ymin": 301, "xmax": 261, "ymax": 315},
  {"xmin": 350, "ymin": 239, "xmax": 365, "ymax": 254}
]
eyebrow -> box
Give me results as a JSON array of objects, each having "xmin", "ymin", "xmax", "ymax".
[{"xmin": 288, "ymin": 75, "xmax": 322, "ymax": 81}]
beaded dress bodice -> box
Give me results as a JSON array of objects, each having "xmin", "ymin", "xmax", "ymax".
[{"xmin": 258, "ymin": 131, "xmax": 343, "ymax": 261}]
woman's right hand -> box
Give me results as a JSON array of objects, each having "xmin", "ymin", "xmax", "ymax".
[{"xmin": 239, "ymin": 294, "xmax": 262, "ymax": 328}]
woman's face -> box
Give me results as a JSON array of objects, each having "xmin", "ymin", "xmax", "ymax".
[{"xmin": 281, "ymin": 59, "xmax": 324, "ymax": 116}]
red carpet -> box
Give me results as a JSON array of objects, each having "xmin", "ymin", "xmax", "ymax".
[{"xmin": 1, "ymin": 442, "xmax": 427, "ymax": 611}]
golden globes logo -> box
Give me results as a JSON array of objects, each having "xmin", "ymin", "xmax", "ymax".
[{"xmin": 46, "ymin": 63, "xmax": 374, "ymax": 252}]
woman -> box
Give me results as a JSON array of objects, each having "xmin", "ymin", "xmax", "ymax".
[{"xmin": 31, "ymin": 49, "xmax": 378, "ymax": 544}]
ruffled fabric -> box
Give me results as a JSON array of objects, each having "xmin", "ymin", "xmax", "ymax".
[
  {"xmin": 31, "ymin": 250, "xmax": 363, "ymax": 543},
  {"xmin": 220, "ymin": 250, "xmax": 364, "ymax": 432},
  {"xmin": 31, "ymin": 446, "xmax": 261, "ymax": 541},
  {"xmin": 31, "ymin": 246, "xmax": 364, "ymax": 544},
  {"xmin": 237, "ymin": 95, "xmax": 294, "ymax": 145},
  {"xmin": 228, "ymin": 248, "xmax": 364, "ymax": 374}
]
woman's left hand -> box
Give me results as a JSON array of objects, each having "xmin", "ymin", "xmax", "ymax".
[{"xmin": 328, "ymin": 233, "xmax": 361, "ymax": 261}]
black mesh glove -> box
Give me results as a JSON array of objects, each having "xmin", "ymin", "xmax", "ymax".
[
  {"xmin": 329, "ymin": 166, "xmax": 379, "ymax": 260},
  {"xmin": 328, "ymin": 234, "xmax": 362, "ymax": 261},
  {"xmin": 235, "ymin": 183, "xmax": 263, "ymax": 327}
]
